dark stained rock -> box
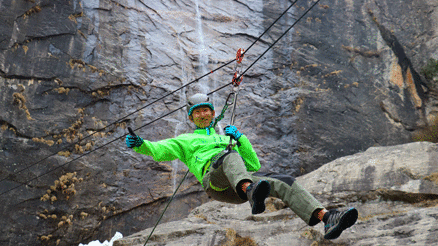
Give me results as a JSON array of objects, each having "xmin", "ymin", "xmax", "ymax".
[{"xmin": 1, "ymin": 0, "xmax": 438, "ymax": 245}]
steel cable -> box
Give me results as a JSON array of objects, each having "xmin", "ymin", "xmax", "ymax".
[
  {"xmin": 0, "ymin": 0, "xmax": 298, "ymax": 184},
  {"xmin": 1, "ymin": 0, "xmax": 320, "ymax": 199}
]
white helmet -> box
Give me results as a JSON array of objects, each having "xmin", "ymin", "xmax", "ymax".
[{"xmin": 187, "ymin": 93, "xmax": 214, "ymax": 116}]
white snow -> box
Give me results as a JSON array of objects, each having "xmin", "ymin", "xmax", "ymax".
[{"xmin": 78, "ymin": 232, "xmax": 123, "ymax": 246}]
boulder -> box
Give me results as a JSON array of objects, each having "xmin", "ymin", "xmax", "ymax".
[
  {"xmin": 1, "ymin": 0, "xmax": 438, "ymax": 244},
  {"xmin": 115, "ymin": 142, "xmax": 438, "ymax": 246}
]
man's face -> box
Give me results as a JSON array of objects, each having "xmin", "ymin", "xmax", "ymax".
[{"xmin": 189, "ymin": 106, "xmax": 215, "ymax": 128}]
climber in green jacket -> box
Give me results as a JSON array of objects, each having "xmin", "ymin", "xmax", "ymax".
[{"xmin": 126, "ymin": 93, "xmax": 358, "ymax": 240}]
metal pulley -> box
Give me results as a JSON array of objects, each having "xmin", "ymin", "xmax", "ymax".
[
  {"xmin": 232, "ymin": 48, "xmax": 244, "ymax": 86},
  {"xmin": 226, "ymin": 48, "xmax": 245, "ymax": 151}
]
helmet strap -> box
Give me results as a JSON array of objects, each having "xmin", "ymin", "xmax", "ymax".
[{"xmin": 195, "ymin": 120, "xmax": 215, "ymax": 135}]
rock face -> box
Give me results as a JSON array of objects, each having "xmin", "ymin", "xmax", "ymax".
[
  {"xmin": 115, "ymin": 142, "xmax": 438, "ymax": 246},
  {"xmin": 1, "ymin": 0, "xmax": 438, "ymax": 245}
]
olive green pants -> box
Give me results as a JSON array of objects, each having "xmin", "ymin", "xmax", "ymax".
[{"xmin": 202, "ymin": 152, "xmax": 324, "ymax": 226}]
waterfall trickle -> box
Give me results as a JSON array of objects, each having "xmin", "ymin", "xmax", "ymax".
[
  {"xmin": 195, "ymin": 0, "xmax": 210, "ymax": 94},
  {"xmin": 195, "ymin": 0, "xmax": 221, "ymax": 129}
]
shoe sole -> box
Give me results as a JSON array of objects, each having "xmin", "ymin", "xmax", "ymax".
[
  {"xmin": 251, "ymin": 180, "xmax": 271, "ymax": 214},
  {"xmin": 324, "ymin": 207, "xmax": 358, "ymax": 240}
]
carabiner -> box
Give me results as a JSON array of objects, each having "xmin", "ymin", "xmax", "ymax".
[{"xmin": 236, "ymin": 48, "xmax": 244, "ymax": 64}]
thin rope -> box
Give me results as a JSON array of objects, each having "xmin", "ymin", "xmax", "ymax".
[
  {"xmin": 2, "ymin": 80, "xmax": 232, "ymax": 197},
  {"xmin": 0, "ymin": 0, "xmax": 300, "ymax": 183},
  {"xmin": 141, "ymin": 1, "xmax": 322, "ymax": 243},
  {"xmin": 0, "ymin": 60, "xmax": 234, "ymax": 184},
  {"xmin": 242, "ymin": 0, "xmax": 299, "ymax": 56},
  {"xmin": 143, "ymin": 169, "xmax": 190, "ymax": 246},
  {"xmin": 0, "ymin": 105, "xmax": 184, "ymax": 197},
  {"xmin": 236, "ymin": 0, "xmax": 321, "ymax": 84},
  {"xmin": 1, "ymin": 0, "xmax": 321, "ymax": 198}
]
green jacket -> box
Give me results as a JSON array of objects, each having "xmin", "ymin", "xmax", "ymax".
[{"xmin": 133, "ymin": 128, "xmax": 261, "ymax": 184}]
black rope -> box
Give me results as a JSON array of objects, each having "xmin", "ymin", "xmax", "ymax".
[
  {"xmin": 242, "ymin": 0, "xmax": 299, "ymax": 56},
  {"xmin": 1, "ymin": 104, "xmax": 183, "ymax": 197},
  {"xmin": 1, "ymin": 78, "xmax": 237, "ymax": 197},
  {"xmin": 0, "ymin": 59, "xmax": 235, "ymax": 185},
  {"xmin": 0, "ymin": 0, "xmax": 301, "ymax": 184},
  {"xmin": 1, "ymin": 0, "xmax": 320, "ymax": 198},
  {"xmin": 237, "ymin": 0, "xmax": 321, "ymax": 84},
  {"xmin": 142, "ymin": 1, "xmax": 321, "ymax": 244},
  {"xmin": 143, "ymin": 169, "xmax": 190, "ymax": 246}
]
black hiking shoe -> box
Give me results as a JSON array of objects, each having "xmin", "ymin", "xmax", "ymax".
[
  {"xmin": 246, "ymin": 180, "xmax": 271, "ymax": 215},
  {"xmin": 323, "ymin": 207, "xmax": 358, "ymax": 240}
]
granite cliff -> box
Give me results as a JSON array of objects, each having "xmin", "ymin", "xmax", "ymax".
[
  {"xmin": 1, "ymin": 0, "xmax": 438, "ymax": 245},
  {"xmin": 115, "ymin": 142, "xmax": 438, "ymax": 246}
]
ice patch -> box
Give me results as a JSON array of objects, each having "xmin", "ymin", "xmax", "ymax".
[{"xmin": 78, "ymin": 232, "xmax": 123, "ymax": 246}]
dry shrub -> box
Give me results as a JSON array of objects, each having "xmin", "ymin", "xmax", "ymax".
[
  {"xmin": 424, "ymin": 173, "xmax": 438, "ymax": 185},
  {"xmin": 58, "ymin": 151, "xmax": 71, "ymax": 157},
  {"xmin": 32, "ymin": 137, "xmax": 55, "ymax": 146},
  {"xmin": 1, "ymin": 123, "xmax": 8, "ymax": 131},
  {"xmin": 12, "ymin": 93, "xmax": 33, "ymax": 120},
  {"xmin": 23, "ymin": 5, "xmax": 41, "ymax": 19},
  {"xmin": 53, "ymin": 87, "xmax": 70, "ymax": 95},
  {"xmin": 412, "ymin": 117, "xmax": 438, "ymax": 143},
  {"xmin": 223, "ymin": 228, "xmax": 257, "ymax": 246}
]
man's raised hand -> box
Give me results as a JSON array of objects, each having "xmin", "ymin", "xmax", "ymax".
[
  {"xmin": 126, "ymin": 135, "xmax": 144, "ymax": 148},
  {"xmin": 224, "ymin": 125, "xmax": 242, "ymax": 141}
]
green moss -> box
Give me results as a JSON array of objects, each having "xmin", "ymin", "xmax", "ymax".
[
  {"xmin": 421, "ymin": 58, "xmax": 438, "ymax": 80},
  {"xmin": 412, "ymin": 117, "xmax": 438, "ymax": 143}
]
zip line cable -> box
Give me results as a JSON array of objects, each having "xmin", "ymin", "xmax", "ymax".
[
  {"xmin": 237, "ymin": 0, "xmax": 320, "ymax": 84},
  {"xmin": 1, "ymin": 105, "xmax": 184, "ymax": 197},
  {"xmin": 1, "ymin": 0, "xmax": 319, "ymax": 198},
  {"xmin": 1, "ymin": 80, "xmax": 237, "ymax": 197},
  {"xmin": 0, "ymin": 59, "xmax": 234, "ymax": 184},
  {"xmin": 241, "ymin": 0, "xmax": 298, "ymax": 57},
  {"xmin": 143, "ymin": 169, "xmax": 190, "ymax": 246},
  {"xmin": 0, "ymin": 0, "xmax": 299, "ymax": 184},
  {"xmin": 143, "ymin": 1, "xmax": 321, "ymax": 244}
]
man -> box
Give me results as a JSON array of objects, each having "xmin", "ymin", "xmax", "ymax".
[{"xmin": 126, "ymin": 93, "xmax": 358, "ymax": 240}]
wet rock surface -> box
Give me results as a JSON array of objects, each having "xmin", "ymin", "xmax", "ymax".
[{"xmin": 1, "ymin": 0, "xmax": 438, "ymax": 245}]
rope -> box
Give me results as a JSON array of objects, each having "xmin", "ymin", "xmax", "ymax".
[
  {"xmin": 0, "ymin": 0, "xmax": 301, "ymax": 184},
  {"xmin": 242, "ymin": 0, "xmax": 299, "ymax": 57},
  {"xmin": 143, "ymin": 169, "xmax": 190, "ymax": 246},
  {"xmin": 2, "ymin": 79, "xmax": 237, "ymax": 196},
  {"xmin": 1, "ymin": 105, "xmax": 184, "ymax": 197},
  {"xmin": 1, "ymin": 0, "xmax": 320, "ymax": 198},
  {"xmin": 236, "ymin": 0, "xmax": 321, "ymax": 85},
  {"xmin": 141, "ymin": 1, "xmax": 321, "ymax": 244},
  {"xmin": 0, "ymin": 60, "xmax": 234, "ymax": 184}
]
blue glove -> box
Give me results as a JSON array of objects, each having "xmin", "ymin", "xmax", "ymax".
[
  {"xmin": 224, "ymin": 125, "xmax": 242, "ymax": 141},
  {"xmin": 126, "ymin": 135, "xmax": 144, "ymax": 148}
]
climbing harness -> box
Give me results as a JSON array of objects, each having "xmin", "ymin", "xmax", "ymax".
[
  {"xmin": 4, "ymin": 2, "xmax": 322, "ymax": 244},
  {"xmin": 1, "ymin": 0, "xmax": 306, "ymax": 195},
  {"xmin": 140, "ymin": 1, "xmax": 321, "ymax": 244}
]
